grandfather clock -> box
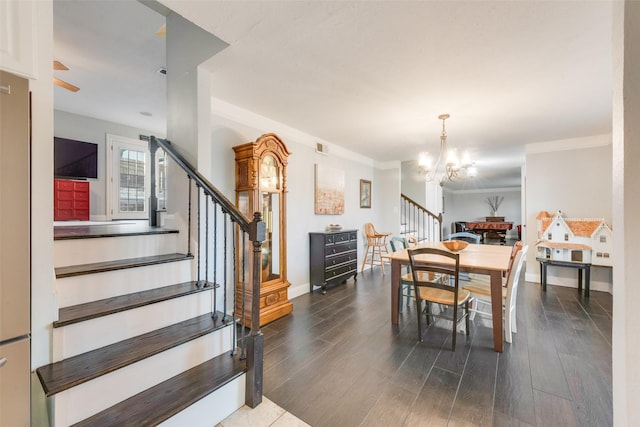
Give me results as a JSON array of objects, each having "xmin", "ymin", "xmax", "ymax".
[{"xmin": 233, "ymin": 133, "xmax": 292, "ymax": 326}]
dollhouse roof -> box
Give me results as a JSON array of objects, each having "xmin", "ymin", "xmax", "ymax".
[
  {"xmin": 593, "ymin": 221, "xmax": 613, "ymax": 236},
  {"xmin": 537, "ymin": 240, "xmax": 592, "ymax": 250},
  {"xmin": 565, "ymin": 220, "xmax": 603, "ymax": 237},
  {"xmin": 536, "ymin": 211, "xmax": 552, "ymax": 220},
  {"xmin": 540, "ymin": 212, "xmax": 570, "ymax": 236},
  {"xmin": 539, "ymin": 210, "xmax": 611, "ymax": 239}
]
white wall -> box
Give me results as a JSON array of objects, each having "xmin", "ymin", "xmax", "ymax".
[
  {"xmin": 54, "ymin": 110, "xmax": 162, "ymax": 218},
  {"xmin": 206, "ymin": 105, "xmax": 398, "ymax": 297},
  {"xmin": 612, "ymin": 2, "xmax": 640, "ymax": 424},
  {"xmin": 400, "ymin": 160, "xmax": 426, "ymax": 205},
  {"xmin": 524, "ymin": 134, "xmax": 612, "ymax": 292},
  {"xmin": 27, "ymin": 2, "xmax": 55, "ymax": 424},
  {"xmin": 442, "ymin": 188, "xmax": 521, "ymax": 238}
]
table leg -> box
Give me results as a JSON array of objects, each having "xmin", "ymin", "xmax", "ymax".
[
  {"xmin": 391, "ymin": 258, "xmax": 400, "ymax": 325},
  {"xmin": 542, "ymin": 262, "xmax": 547, "ymax": 292},
  {"xmin": 490, "ymin": 270, "xmax": 504, "ymax": 352},
  {"xmin": 585, "ymin": 265, "xmax": 591, "ymax": 297},
  {"xmin": 578, "ymin": 268, "xmax": 583, "ymax": 292}
]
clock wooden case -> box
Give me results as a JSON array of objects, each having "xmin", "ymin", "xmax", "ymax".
[{"xmin": 233, "ymin": 133, "xmax": 292, "ymax": 326}]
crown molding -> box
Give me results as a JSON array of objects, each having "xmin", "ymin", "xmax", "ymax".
[
  {"xmin": 444, "ymin": 186, "xmax": 521, "ymax": 195},
  {"xmin": 209, "ymin": 96, "xmax": 377, "ymax": 167},
  {"xmin": 525, "ymin": 133, "xmax": 611, "ymax": 155}
]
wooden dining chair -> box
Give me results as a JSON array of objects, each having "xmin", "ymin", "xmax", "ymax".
[
  {"xmin": 361, "ymin": 222, "xmax": 391, "ymax": 273},
  {"xmin": 389, "ymin": 237, "xmax": 413, "ymax": 312},
  {"xmin": 445, "ymin": 233, "xmax": 480, "ymax": 283},
  {"xmin": 463, "ymin": 245, "xmax": 528, "ymax": 343},
  {"xmin": 467, "ymin": 240, "xmax": 523, "ymax": 286},
  {"xmin": 408, "ymin": 247, "xmax": 471, "ymax": 351},
  {"xmin": 446, "ymin": 231, "xmax": 481, "ymax": 244},
  {"xmin": 404, "ymin": 234, "xmax": 418, "ymax": 248}
]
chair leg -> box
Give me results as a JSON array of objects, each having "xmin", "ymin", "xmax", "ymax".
[
  {"xmin": 377, "ymin": 246, "xmax": 385, "ymax": 274},
  {"xmin": 505, "ymin": 307, "xmax": 512, "ymax": 343},
  {"xmin": 415, "ymin": 299, "xmax": 423, "ymax": 342},
  {"xmin": 425, "ymin": 301, "xmax": 431, "ymax": 326},
  {"xmin": 468, "ymin": 298, "xmax": 477, "ymax": 321},
  {"xmin": 511, "ymin": 307, "xmax": 517, "ymax": 334},
  {"xmin": 451, "ymin": 304, "xmax": 458, "ymax": 351},
  {"xmin": 465, "ymin": 301, "xmax": 470, "ymax": 336},
  {"xmin": 398, "ymin": 285, "xmax": 404, "ymax": 313},
  {"xmin": 360, "ymin": 245, "xmax": 370, "ymax": 272}
]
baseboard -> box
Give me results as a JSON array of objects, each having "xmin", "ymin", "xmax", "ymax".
[
  {"xmin": 289, "ymin": 282, "xmax": 309, "ymax": 299},
  {"xmin": 90, "ymin": 215, "xmax": 107, "ymax": 221}
]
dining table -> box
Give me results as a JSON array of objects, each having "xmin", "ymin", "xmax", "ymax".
[{"xmin": 385, "ymin": 241, "xmax": 513, "ymax": 352}]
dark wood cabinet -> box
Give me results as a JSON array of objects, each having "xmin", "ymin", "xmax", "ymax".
[
  {"xmin": 54, "ymin": 179, "xmax": 90, "ymax": 221},
  {"xmin": 309, "ymin": 230, "xmax": 358, "ymax": 294}
]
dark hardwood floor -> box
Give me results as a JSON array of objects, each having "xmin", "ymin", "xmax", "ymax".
[{"xmin": 262, "ymin": 268, "xmax": 612, "ymax": 427}]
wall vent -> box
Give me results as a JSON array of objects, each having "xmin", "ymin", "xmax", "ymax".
[{"xmin": 315, "ymin": 142, "xmax": 329, "ymax": 155}]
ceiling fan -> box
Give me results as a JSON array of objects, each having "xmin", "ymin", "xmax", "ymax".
[{"xmin": 53, "ymin": 61, "xmax": 80, "ymax": 92}]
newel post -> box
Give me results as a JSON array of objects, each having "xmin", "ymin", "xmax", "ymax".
[
  {"xmin": 246, "ymin": 212, "xmax": 265, "ymax": 408},
  {"xmin": 148, "ymin": 136, "xmax": 159, "ymax": 226}
]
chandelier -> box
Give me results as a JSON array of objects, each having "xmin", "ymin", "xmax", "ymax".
[{"xmin": 418, "ymin": 114, "xmax": 477, "ymax": 186}]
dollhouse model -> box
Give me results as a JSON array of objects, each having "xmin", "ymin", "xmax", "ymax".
[{"xmin": 535, "ymin": 210, "xmax": 613, "ymax": 267}]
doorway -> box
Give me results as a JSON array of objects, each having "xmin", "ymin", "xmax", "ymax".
[{"xmin": 106, "ymin": 134, "xmax": 150, "ymax": 220}]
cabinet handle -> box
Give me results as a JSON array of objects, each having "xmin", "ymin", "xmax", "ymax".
[{"xmin": 0, "ymin": 357, "xmax": 7, "ymax": 368}]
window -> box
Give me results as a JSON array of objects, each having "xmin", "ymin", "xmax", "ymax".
[
  {"xmin": 571, "ymin": 250, "xmax": 583, "ymax": 262},
  {"xmin": 548, "ymin": 233, "xmax": 552, "ymax": 240},
  {"xmin": 600, "ymin": 235, "xmax": 607, "ymax": 243},
  {"xmin": 564, "ymin": 233, "xmax": 569, "ymax": 241}
]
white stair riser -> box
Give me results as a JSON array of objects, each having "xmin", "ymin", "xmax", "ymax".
[
  {"xmin": 55, "ymin": 261, "xmax": 194, "ymax": 307},
  {"xmin": 159, "ymin": 374, "xmax": 245, "ymax": 427},
  {"xmin": 52, "ymin": 291, "xmax": 213, "ymax": 361},
  {"xmin": 54, "ymin": 233, "xmax": 180, "ymax": 267},
  {"xmin": 52, "ymin": 327, "xmax": 234, "ymax": 427}
]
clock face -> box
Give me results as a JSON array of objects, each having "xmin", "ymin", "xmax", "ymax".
[{"xmin": 260, "ymin": 155, "xmax": 279, "ymax": 191}]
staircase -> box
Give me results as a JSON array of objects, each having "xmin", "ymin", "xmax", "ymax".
[
  {"xmin": 400, "ymin": 193, "xmax": 443, "ymax": 242},
  {"xmin": 37, "ymin": 138, "xmax": 265, "ymax": 426}
]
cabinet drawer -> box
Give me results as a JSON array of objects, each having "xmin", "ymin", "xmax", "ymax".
[
  {"xmin": 73, "ymin": 181, "xmax": 89, "ymax": 191},
  {"xmin": 324, "ymin": 231, "xmax": 356, "ymax": 245},
  {"xmin": 56, "ymin": 180, "xmax": 76, "ymax": 191},
  {"xmin": 325, "ymin": 242, "xmax": 356, "ymax": 256},
  {"xmin": 56, "ymin": 190, "xmax": 74, "ymax": 201},
  {"xmin": 74, "ymin": 200, "xmax": 89, "ymax": 209},
  {"xmin": 325, "ymin": 263, "xmax": 356, "ymax": 280},
  {"xmin": 325, "ymin": 251, "xmax": 357, "ymax": 268},
  {"xmin": 56, "ymin": 200, "xmax": 73, "ymax": 209},
  {"xmin": 331, "ymin": 232, "xmax": 351, "ymax": 244},
  {"xmin": 74, "ymin": 190, "xmax": 89, "ymax": 200}
]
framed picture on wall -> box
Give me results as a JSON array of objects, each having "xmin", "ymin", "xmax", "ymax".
[
  {"xmin": 314, "ymin": 164, "xmax": 345, "ymax": 214},
  {"xmin": 360, "ymin": 179, "xmax": 371, "ymax": 208}
]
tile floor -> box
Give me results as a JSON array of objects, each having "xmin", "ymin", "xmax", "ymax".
[{"xmin": 217, "ymin": 398, "xmax": 310, "ymax": 427}]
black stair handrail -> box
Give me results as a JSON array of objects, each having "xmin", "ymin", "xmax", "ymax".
[
  {"xmin": 150, "ymin": 136, "xmax": 250, "ymax": 230},
  {"xmin": 148, "ymin": 135, "xmax": 264, "ymax": 408},
  {"xmin": 401, "ymin": 193, "xmax": 443, "ymax": 242}
]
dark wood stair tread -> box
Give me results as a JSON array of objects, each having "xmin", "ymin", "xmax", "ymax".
[
  {"xmin": 36, "ymin": 313, "xmax": 232, "ymax": 396},
  {"xmin": 55, "ymin": 253, "xmax": 193, "ymax": 278},
  {"xmin": 54, "ymin": 223, "xmax": 179, "ymax": 241},
  {"xmin": 54, "ymin": 281, "xmax": 219, "ymax": 327},
  {"xmin": 72, "ymin": 351, "xmax": 246, "ymax": 427}
]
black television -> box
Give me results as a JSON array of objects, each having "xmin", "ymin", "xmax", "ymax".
[{"xmin": 54, "ymin": 137, "xmax": 98, "ymax": 179}]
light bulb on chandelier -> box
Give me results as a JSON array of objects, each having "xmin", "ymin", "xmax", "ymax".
[{"xmin": 418, "ymin": 114, "xmax": 477, "ymax": 186}]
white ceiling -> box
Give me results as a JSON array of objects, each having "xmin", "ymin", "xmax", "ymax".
[{"xmin": 53, "ymin": 0, "xmax": 613, "ymax": 191}]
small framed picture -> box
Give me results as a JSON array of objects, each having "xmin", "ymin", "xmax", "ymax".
[{"xmin": 360, "ymin": 179, "xmax": 371, "ymax": 208}]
